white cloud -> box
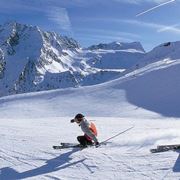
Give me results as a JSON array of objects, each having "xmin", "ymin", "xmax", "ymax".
[
  {"xmin": 157, "ymin": 24, "xmax": 180, "ymax": 33},
  {"xmin": 0, "ymin": 0, "xmax": 72, "ymax": 33},
  {"xmin": 0, "ymin": 0, "xmax": 46, "ymax": 13},
  {"xmin": 73, "ymin": 16, "xmax": 180, "ymax": 35},
  {"xmin": 115, "ymin": 0, "xmax": 176, "ymax": 4},
  {"xmin": 78, "ymin": 34, "xmax": 134, "ymax": 43},
  {"xmin": 122, "ymin": 19, "xmax": 180, "ymax": 34},
  {"xmin": 47, "ymin": 7, "xmax": 72, "ymax": 32},
  {"xmin": 75, "ymin": 27, "xmax": 141, "ymax": 39}
]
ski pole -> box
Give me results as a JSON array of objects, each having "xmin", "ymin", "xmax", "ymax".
[{"xmin": 100, "ymin": 125, "xmax": 135, "ymax": 144}]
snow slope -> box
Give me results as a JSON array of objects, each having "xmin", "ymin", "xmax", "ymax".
[
  {"xmin": 1, "ymin": 117, "xmax": 180, "ymax": 180},
  {"xmin": 1, "ymin": 54, "xmax": 180, "ymax": 179},
  {"xmin": 140, "ymin": 41, "xmax": 180, "ymax": 66},
  {"xmin": 0, "ymin": 57, "xmax": 179, "ymax": 118}
]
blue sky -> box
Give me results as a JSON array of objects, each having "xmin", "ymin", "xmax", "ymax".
[{"xmin": 0, "ymin": 0, "xmax": 180, "ymax": 51}]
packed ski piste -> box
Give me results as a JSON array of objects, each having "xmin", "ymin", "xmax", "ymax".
[{"xmin": 1, "ymin": 108, "xmax": 180, "ymax": 179}]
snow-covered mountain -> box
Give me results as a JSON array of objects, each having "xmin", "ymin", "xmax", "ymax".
[
  {"xmin": 140, "ymin": 41, "xmax": 180, "ymax": 65},
  {"xmin": 0, "ymin": 21, "xmax": 83, "ymax": 96},
  {"xmin": 0, "ymin": 22, "xmax": 146, "ymax": 96},
  {"xmin": 1, "ymin": 21, "xmax": 180, "ymax": 98},
  {"xmin": 88, "ymin": 41, "xmax": 145, "ymax": 51},
  {"xmin": 85, "ymin": 42, "xmax": 145, "ymax": 70},
  {"xmin": 1, "ymin": 45, "xmax": 180, "ymax": 179}
]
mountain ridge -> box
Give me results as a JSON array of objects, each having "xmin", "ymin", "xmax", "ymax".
[{"xmin": 0, "ymin": 21, "xmax": 180, "ymax": 97}]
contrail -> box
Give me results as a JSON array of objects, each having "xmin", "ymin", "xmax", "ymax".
[{"xmin": 136, "ymin": 0, "xmax": 176, "ymax": 17}]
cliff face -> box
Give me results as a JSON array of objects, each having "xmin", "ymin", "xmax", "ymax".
[{"xmin": 0, "ymin": 21, "xmax": 82, "ymax": 95}]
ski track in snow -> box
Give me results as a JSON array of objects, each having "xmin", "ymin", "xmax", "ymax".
[{"xmin": 1, "ymin": 118, "xmax": 180, "ymax": 180}]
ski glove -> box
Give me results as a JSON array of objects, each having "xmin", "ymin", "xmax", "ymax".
[{"xmin": 70, "ymin": 119, "xmax": 75, "ymax": 123}]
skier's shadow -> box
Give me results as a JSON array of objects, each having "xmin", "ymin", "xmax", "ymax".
[
  {"xmin": 0, "ymin": 148, "xmax": 85, "ymax": 180},
  {"xmin": 173, "ymin": 150, "xmax": 180, "ymax": 172}
]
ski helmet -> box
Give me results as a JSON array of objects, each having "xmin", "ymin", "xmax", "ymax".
[{"xmin": 75, "ymin": 113, "xmax": 84, "ymax": 119}]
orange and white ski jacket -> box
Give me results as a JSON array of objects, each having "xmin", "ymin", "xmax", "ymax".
[{"xmin": 79, "ymin": 118, "xmax": 98, "ymax": 143}]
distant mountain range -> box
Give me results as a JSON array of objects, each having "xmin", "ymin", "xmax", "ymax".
[{"xmin": 0, "ymin": 21, "xmax": 179, "ymax": 96}]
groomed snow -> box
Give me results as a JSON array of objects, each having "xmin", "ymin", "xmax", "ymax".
[{"xmin": 1, "ymin": 117, "xmax": 180, "ymax": 180}]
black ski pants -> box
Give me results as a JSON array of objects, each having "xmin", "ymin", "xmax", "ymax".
[{"xmin": 77, "ymin": 135, "xmax": 93, "ymax": 146}]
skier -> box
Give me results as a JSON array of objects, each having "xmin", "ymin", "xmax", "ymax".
[{"xmin": 71, "ymin": 114, "xmax": 99, "ymax": 147}]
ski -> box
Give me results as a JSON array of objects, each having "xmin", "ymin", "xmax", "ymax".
[
  {"xmin": 60, "ymin": 143, "xmax": 79, "ymax": 147},
  {"xmin": 150, "ymin": 144, "xmax": 180, "ymax": 153},
  {"xmin": 53, "ymin": 142, "xmax": 107, "ymax": 150},
  {"xmin": 157, "ymin": 144, "xmax": 180, "ymax": 149},
  {"xmin": 53, "ymin": 144, "xmax": 97, "ymax": 150},
  {"xmin": 53, "ymin": 144, "xmax": 82, "ymax": 150}
]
